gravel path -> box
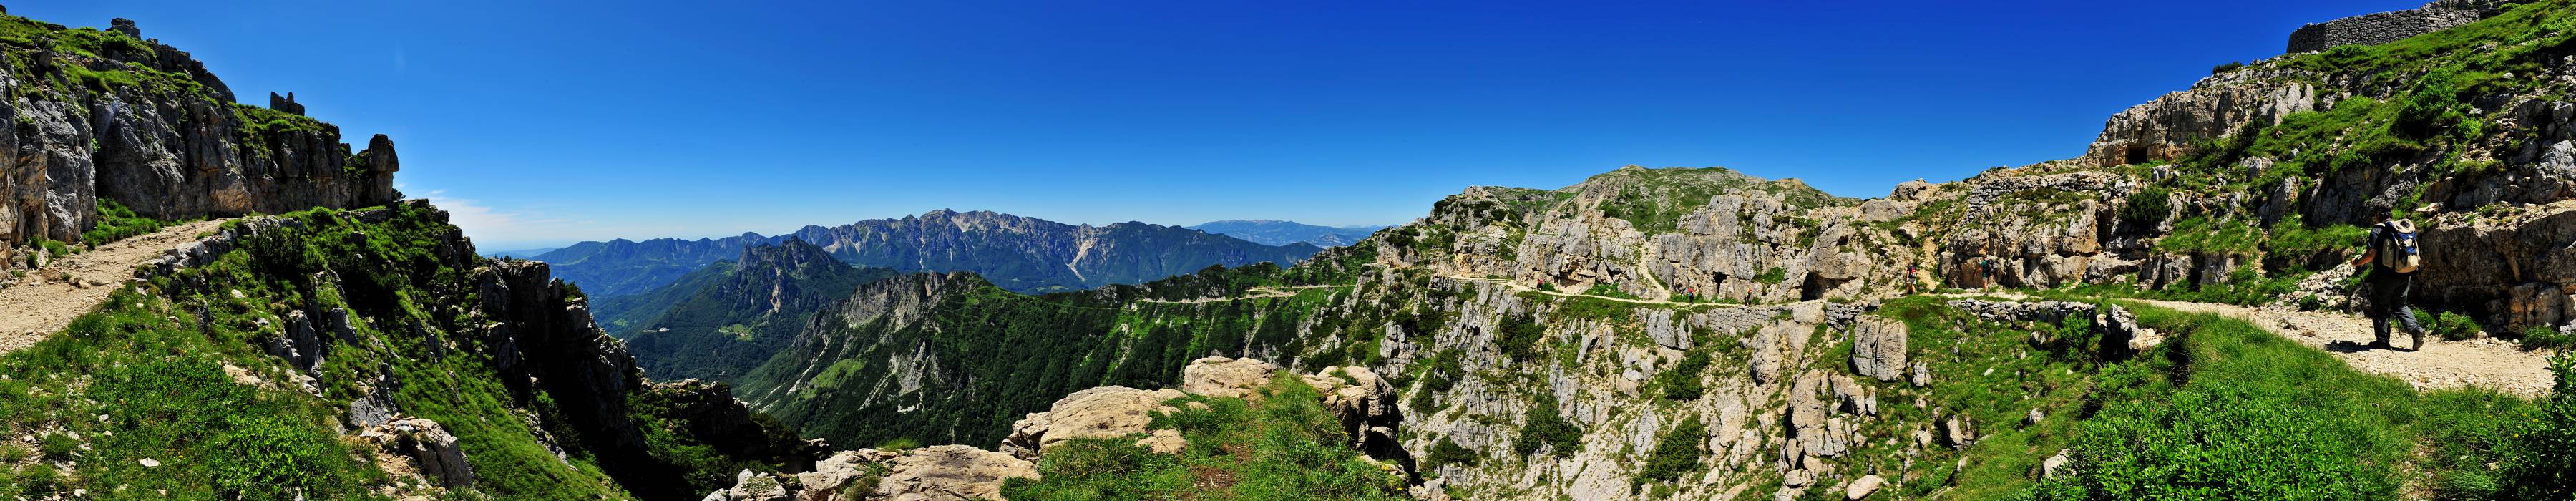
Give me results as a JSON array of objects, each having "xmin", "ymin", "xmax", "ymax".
[
  {"xmin": 2126, "ymin": 298, "xmax": 2555, "ymax": 398},
  {"xmin": 0, "ymin": 220, "xmax": 225, "ymax": 354}
]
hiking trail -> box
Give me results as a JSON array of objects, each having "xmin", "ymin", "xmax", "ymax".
[
  {"xmin": 2129, "ymin": 298, "xmax": 2555, "ymax": 398},
  {"xmin": 0, "ymin": 220, "xmax": 225, "ymax": 354}
]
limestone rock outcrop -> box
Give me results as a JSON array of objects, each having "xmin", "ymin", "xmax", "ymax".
[
  {"xmin": 357, "ymin": 417, "xmax": 474, "ymax": 490},
  {"xmin": 701, "ymin": 447, "xmax": 1038, "ymax": 501},
  {"xmin": 998, "ymin": 386, "xmax": 1188, "ymax": 460},
  {"xmin": 1848, "ymin": 316, "xmax": 1908, "ymax": 381},
  {"xmin": 2, "ymin": 16, "xmax": 399, "ymax": 276},
  {"xmin": 1181, "ymin": 356, "xmax": 1280, "ymax": 399}
]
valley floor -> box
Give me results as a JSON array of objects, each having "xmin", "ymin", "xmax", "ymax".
[{"xmin": 0, "ymin": 220, "xmax": 225, "ymax": 354}]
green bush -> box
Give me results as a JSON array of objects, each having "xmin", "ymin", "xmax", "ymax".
[
  {"xmin": 2210, "ymin": 62, "xmax": 2245, "ymax": 74},
  {"xmin": 2501, "ymin": 352, "xmax": 2576, "ymax": 499},
  {"xmin": 1636, "ymin": 416, "xmax": 1707, "ymax": 485},
  {"xmin": 1497, "ymin": 314, "xmax": 1546, "ymax": 361},
  {"xmin": 1513, "ymin": 392, "xmax": 1583, "ymax": 457},
  {"xmin": 2524, "ymin": 326, "xmax": 2575, "ymax": 351},
  {"xmin": 2434, "ymin": 311, "xmax": 2482, "ymax": 341},
  {"xmin": 1424, "ymin": 437, "xmax": 1478, "ymax": 470},
  {"xmin": 2117, "ymin": 188, "xmax": 2171, "ymax": 228},
  {"xmin": 1657, "ymin": 351, "xmax": 1712, "ymax": 400}
]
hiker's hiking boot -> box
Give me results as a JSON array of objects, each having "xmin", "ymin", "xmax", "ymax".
[
  {"xmin": 2369, "ymin": 339, "xmax": 2394, "ymax": 351},
  {"xmin": 2411, "ymin": 328, "xmax": 2426, "ymax": 351}
]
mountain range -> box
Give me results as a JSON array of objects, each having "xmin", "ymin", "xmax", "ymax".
[
  {"xmin": 529, "ymin": 209, "xmax": 1324, "ymax": 298},
  {"xmin": 1187, "ymin": 220, "xmax": 1390, "ymax": 247}
]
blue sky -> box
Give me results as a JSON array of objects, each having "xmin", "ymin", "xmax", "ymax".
[{"xmin": 29, "ymin": 1, "xmax": 2419, "ymax": 249}]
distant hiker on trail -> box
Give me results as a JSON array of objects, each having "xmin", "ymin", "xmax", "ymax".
[
  {"xmin": 1906, "ymin": 263, "xmax": 1920, "ymax": 294},
  {"xmin": 1979, "ymin": 257, "xmax": 1997, "ymax": 291},
  {"xmin": 2353, "ymin": 208, "xmax": 2428, "ymax": 351}
]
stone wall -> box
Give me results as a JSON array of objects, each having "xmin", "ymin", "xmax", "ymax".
[{"xmin": 2285, "ymin": 5, "xmax": 2484, "ymax": 54}]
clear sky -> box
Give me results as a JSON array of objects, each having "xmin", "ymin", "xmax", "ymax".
[{"xmin": 27, "ymin": 1, "xmax": 2421, "ymax": 249}]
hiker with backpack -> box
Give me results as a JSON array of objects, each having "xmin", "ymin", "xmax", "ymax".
[{"xmin": 2352, "ymin": 208, "xmax": 2428, "ymax": 351}]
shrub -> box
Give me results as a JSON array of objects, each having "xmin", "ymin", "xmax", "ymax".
[
  {"xmin": 1657, "ymin": 351, "xmax": 1712, "ymax": 400},
  {"xmin": 1424, "ymin": 437, "xmax": 1478, "ymax": 470},
  {"xmin": 2434, "ymin": 311, "xmax": 2482, "ymax": 341},
  {"xmin": 1497, "ymin": 314, "xmax": 1546, "ymax": 361},
  {"xmin": 2524, "ymin": 326, "xmax": 2576, "ymax": 351},
  {"xmin": 2118, "ymin": 188, "xmax": 2171, "ymax": 228},
  {"xmin": 2211, "ymin": 61, "xmax": 2245, "ymax": 74},
  {"xmin": 2501, "ymin": 352, "xmax": 2576, "ymax": 499},
  {"xmin": 1636, "ymin": 416, "xmax": 1707, "ymax": 485},
  {"xmin": 1513, "ymin": 393, "xmax": 1583, "ymax": 457}
]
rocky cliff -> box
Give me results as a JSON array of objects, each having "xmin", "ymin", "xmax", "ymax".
[{"xmin": 0, "ymin": 14, "xmax": 399, "ymax": 273}]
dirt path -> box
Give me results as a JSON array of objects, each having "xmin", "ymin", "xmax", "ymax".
[
  {"xmin": 0, "ymin": 220, "xmax": 225, "ymax": 354},
  {"xmin": 2124, "ymin": 298, "xmax": 2555, "ymax": 398},
  {"xmin": 1136, "ymin": 285, "xmax": 1348, "ymax": 304},
  {"xmin": 1441, "ymin": 273, "xmax": 1713, "ymax": 306}
]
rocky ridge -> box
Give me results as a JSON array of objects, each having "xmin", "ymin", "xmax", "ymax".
[{"xmin": 0, "ymin": 14, "xmax": 399, "ymax": 275}]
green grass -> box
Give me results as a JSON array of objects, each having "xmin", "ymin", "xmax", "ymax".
[
  {"xmin": 2021, "ymin": 304, "xmax": 2541, "ymax": 500},
  {"xmin": 80, "ymin": 198, "xmax": 186, "ymax": 247},
  {"xmin": 0, "ymin": 203, "xmax": 815, "ymax": 499},
  {"xmin": 0, "ymin": 289, "xmax": 393, "ymax": 500},
  {"xmin": 1000, "ymin": 374, "xmax": 1407, "ymax": 500}
]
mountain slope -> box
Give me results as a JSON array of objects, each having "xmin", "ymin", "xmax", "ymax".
[
  {"xmin": 530, "ymin": 233, "xmax": 769, "ymax": 298},
  {"xmin": 0, "ymin": 203, "xmax": 822, "ymax": 500},
  {"xmin": 611, "ymin": 238, "xmax": 899, "ymax": 381},
  {"xmin": 1189, "ymin": 220, "xmax": 1389, "ymax": 247}
]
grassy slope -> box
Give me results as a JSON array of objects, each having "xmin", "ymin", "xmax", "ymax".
[
  {"xmin": 0, "ymin": 205, "xmax": 806, "ymax": 500},
  {"xmin": 1000, "ymin": 374, "xmax": 1409, "ymax": 500},
  {"xmin": 1707, "ymin": 295, "xmax": 2560, "ymax": 500}
]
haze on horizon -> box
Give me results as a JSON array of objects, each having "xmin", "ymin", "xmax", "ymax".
[{"xmin": 23, "ymin": 0, "xmax": 2422, "ymax": 249}]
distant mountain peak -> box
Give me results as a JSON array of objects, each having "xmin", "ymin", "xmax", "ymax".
[{"xmin": 1186, "ymin": 220, "xmax": 1388, "ymax": 248}]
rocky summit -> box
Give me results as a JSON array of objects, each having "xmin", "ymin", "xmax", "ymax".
[{"xmin": 5, "ymin": 1, "xmax": 2576, "ymax": 501}]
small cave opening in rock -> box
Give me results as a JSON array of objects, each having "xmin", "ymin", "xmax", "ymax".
[
  {"xmin": 2123, "ymin": 145, "xmax": 2150, "ymax": 165},
  {"xmin": 1800, "ymin": 273, "xmax": 1847, "ymax": 301}
]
